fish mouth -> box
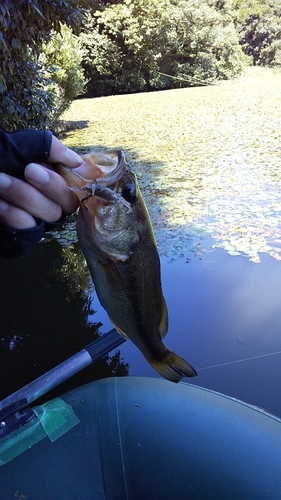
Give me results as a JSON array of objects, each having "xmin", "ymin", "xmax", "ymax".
[
  {"xmin": 57, "ymin": 149, "xmax": 129, "ymax": 204},
  {"xmin": 73, "ymin": 149, "xmax": 126, "ymax": 186},
  {"xmin": 97, "ymin": 150, "xmax": 127, "ymax": 187}
]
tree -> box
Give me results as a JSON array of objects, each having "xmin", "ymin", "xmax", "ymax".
[
  {"xmin": 0, "ymin": 0, "xmax": 91, "ymax": 131},
  {"xmin": 167, "ymin": 0, "xmax": 246, "ymax": 84},
  {"xmin": 40, "ymin": 25, "xmax": 86, "ymax": 122},
  {"xmin": 80, "ymin": 0, "xmax": 245, "ymax": 97},
  {"xmin": 233, "ymin": 0, "xmax": 281, "ymax": 66}
]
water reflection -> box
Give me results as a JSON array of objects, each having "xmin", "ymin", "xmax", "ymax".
[{"xmin": 0, "ymin": 240, "xmax": 128, "ymax": 402}]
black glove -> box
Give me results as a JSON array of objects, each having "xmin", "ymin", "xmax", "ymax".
[
  {"xmin": 0, "ymin": 129, "xmax": 66, "ymax": 258},
  {"xmin": 0, "ymin": 215, "xmax": 67, "ymax": 258},
  {"xmin": 0, "ymin": 129, "xmax": 52, "ymax": 178}
]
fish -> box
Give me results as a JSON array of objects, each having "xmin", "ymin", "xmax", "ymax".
[{"xmin": 57, "ymin": 149, "xmax": 197, "ymax": 382}]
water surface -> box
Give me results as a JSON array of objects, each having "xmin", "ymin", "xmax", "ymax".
[{"xmin": 1, "ymin": 237, "xmax": 281, "ymax": 417}]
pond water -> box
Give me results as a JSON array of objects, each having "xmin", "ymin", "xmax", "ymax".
[
  {"xmin": 1, "ymin": 71, "xmax": 281, "ymax": 417},
  {"xmin": 1, "ymin": 224, "xmax": 281, "ymax": 417}
]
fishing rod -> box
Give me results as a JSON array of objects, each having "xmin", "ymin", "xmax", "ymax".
[{"xmin": 0, "ymin": 328, "xmax": 126, "ymax": 435}]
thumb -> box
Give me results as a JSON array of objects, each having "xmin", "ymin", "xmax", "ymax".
[{"xmin": 48, "ymin": 135, "xmax": 82, "ymax": 168}]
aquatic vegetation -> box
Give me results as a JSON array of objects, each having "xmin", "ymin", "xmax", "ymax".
[{"xmin": 57, "ymin": 69, "xmax": 281, "ymax": 262}]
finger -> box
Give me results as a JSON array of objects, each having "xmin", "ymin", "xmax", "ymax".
[
  {"xmin": 0, "ymin": 199, "xmax": 36, "ymax": 229},
  {"xmin": 0, "ymin": 172, "xmax": 62, "ymax": 223},
  {"xmin": 25, "ymin": 163, "xmax": 78, "ymax": 214},
  {"xmin": 48, "ymin": 136, "xmax": 82, "ymax": 167}
]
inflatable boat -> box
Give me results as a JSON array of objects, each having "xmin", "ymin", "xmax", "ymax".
[
  {"xmin": 1, "ymin": 376, "xmax": 281, "ymax": 499},
  {"xmin": 1, "ymin": 329, "xmax": 281, "ymax": 499}
]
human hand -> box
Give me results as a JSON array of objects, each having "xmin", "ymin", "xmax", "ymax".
[{"xmin": 0, "ymin": 135, "xmax": 82, "ymax": 230}]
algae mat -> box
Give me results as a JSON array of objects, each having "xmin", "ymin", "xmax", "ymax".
[{"xmin": 60, "ymin": 70, "xmax": 281, "ymax": 263}]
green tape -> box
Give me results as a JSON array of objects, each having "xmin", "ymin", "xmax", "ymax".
[
  {"xmin": 0, "ymin": 417, "xmax": 46, "ymax": 466},
  {"xmin": 0, "ymin": 398, "xmax": 79, "ymax": 466},
  {"xmin": 33, "ymin": 398, "xmax": 80, "ymax": 442}
]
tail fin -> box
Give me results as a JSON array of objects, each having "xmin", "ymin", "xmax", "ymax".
[{"xmin": 148, "ymin": 349, "xmax": 197, "ymax": 383}]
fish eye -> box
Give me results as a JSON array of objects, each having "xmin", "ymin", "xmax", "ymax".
[{"xmin": 122, "ymin": 185, "xmax": 137, "ymax": 203}]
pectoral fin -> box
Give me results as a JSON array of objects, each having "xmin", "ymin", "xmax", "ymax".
[
  {"xmin": 110, "ymin": 320, "xmax": 129, "ymax": 340},
  {"xmin": 158, "ymin": 297, "xmax": 168, "ymax": 339}
]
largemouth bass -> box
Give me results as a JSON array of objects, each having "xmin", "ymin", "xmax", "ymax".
[{"xmin": 58, "ymin": 150, "xmax": 197, "ymax": 382}]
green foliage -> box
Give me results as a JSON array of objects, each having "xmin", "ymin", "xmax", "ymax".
[
  {"xmin": 80, "ymin": 0, "xmax": 245, "ymax": 97},
  {"xmin": 40, "ymin": 25, "xmax": 86, "ymax": 122},
  {"xmin": 0, "ymin": 0, "xmax": 90, "ymax": 131},
  {"xmin": 0, "ymin": 56, "xmax": 55, "ymax": 131},
  {"xmin": 170, "ymin": 0, "xmax": 246, "ymax": 83},
  {"xmin": 233, "ymin": 0, "xmax": 281, "ymax": 66}
]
